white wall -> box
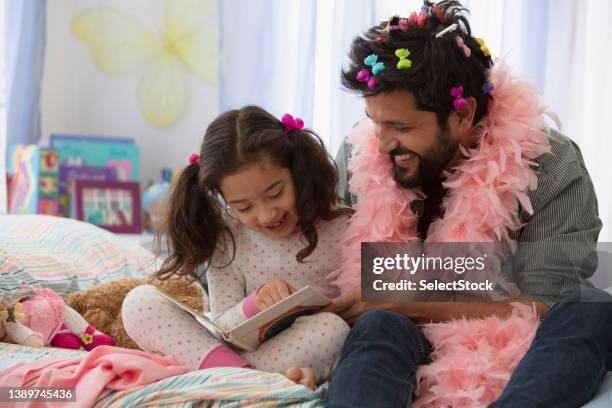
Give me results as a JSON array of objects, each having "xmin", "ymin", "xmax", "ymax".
[{"xmin": 41, "ymin": 0, "xmax": 219, "ymax": 184}]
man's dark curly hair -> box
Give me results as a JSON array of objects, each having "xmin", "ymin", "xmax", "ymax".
[{"xmin": 342, "ymin": 0, "xmax": 494, "ymax": 126}]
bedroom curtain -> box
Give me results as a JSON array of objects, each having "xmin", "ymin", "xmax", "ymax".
[{"xmin": 5, "ymin": 0, "xmax": 47, "ymax": 146}]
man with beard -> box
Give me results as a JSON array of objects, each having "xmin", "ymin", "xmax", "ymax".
[{"xmin": 325, "ymin": 1, "xmax": 612, "ymax": 407}]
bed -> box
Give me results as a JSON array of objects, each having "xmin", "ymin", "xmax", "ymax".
[{"xmin": 0, "ymin": 215, "xmax": 610, "ymax": 407}]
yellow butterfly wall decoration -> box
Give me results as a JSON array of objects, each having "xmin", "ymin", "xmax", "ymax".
[{"xmin": 72, "ymin": 0, "xmax": 219, "ymax": 128}]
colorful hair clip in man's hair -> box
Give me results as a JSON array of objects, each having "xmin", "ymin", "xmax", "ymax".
[
  {"xmin": 417, "ymin": 5, "xmax": 430, "ymax": 27},
  {"xmin": 433, "ymin": 4, "xmax": 447, "ymax": 24},
  {"xmin": 455, "ymin": 36, "xmax": 471, "ymax": 57},
  {"xmin": 281, "ymin": 114, "xmax": 304, "ymax": 134},
  {"xmin": 188, "ymin": 153, "xmax": 200, "ymax": 165},
  {"xmin": 451, "ymin": 86, "xmax": 467, "ymax": 111},
  {"xmin": 356, "ymin": 69, "xmax": 377, "ymax": 90},
  {"xmin": 476, "ymin": 37, "xmax": 491, "ymax": 57},
  {"xmin": 482, "ymin": 69, "xmax": 494, "ymax": 94},
  {"xmin": 408, "ymin": 11, "xmax": 418, "ymax": 25},
  {"xmin": 386, "ymin": 16, "xmax": 408, "ymax": 32},
  {"xmin": 365, "ymin": 53, "xmax": 385, "ymax": 76},
  {"xmin": 395, "ymin": 48, "xmax": 412, "ymax": 70}
]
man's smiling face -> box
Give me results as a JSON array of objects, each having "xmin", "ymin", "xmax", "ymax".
[{"xmin": 365, "ymin": 90, "xmax": 461, "ymax": 188}]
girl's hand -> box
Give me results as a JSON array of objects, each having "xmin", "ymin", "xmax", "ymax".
[{"xmin": 255, "ymin": 278, "xmax": 296, "ymax": 310}]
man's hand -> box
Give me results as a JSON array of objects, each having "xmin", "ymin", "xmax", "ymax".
[
  {"xmin": 255, "ymin": 278, "xmax": 296, "ymax": 310},
  {"xmin": 323, "ymin": 287, "xmax": 393, "ymax": 325}
]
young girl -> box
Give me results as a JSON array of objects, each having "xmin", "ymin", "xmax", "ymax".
[{"xmin": 122, "ymin": 106, "xmax": 352, "ymax": 389}]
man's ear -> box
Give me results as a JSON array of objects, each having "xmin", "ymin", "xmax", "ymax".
[
  {"xmin": 456, "ymin": 97, "xmax": 477, "ymax": 134},
  {"xmin": 448, "ymin": 96, "xmax": 477, "ymax": 145}
]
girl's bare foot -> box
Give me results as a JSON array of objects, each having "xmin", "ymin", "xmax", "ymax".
[{"xmin": 284, "ymin": 367, "xmax": 316, "ymax": 390}]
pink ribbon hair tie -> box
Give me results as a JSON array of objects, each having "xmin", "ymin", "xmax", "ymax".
[
  {"xmin": 281, "ymin": 114, "xmax": 304, "ymax": 133},
  {"xmin": 455, "ymin": 36, "xmax": 471, "ymax": 58},
  {"xmin": 188, "ymin": 153, "xmax": 200, "ymax": 164}
]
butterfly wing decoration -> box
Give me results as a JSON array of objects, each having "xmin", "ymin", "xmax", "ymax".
[
  {"xmin": 138, "ymin": 51, "xmax": 187, "ymax": 128},
  {"xmin": 71, "ymin": 1, "xmax": 218, "ymax": 128},
  {"xmin": 71, "ymin": 7, "xmax": 161, "ymax": 76},
  {"xmin": 163, "ymin": 0, "xmax": 219, "ymax": 84}
]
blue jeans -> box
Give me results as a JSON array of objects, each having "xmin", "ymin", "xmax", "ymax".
[
  {"xmin": 491, "ymin": 287, "xmax": 612, "ymax": 407},
  {"xmin": 326, "ymin": 288, "xmax": 612, "ymax": 408},
  {"xmin": 325, "ymin": 310, "xmax": 431, "ymax": 407}
]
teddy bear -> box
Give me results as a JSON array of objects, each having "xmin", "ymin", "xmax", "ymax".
[
  {"xmin": 67, "ymin": 277, "xmax": 206, "ymax": 350},
  {"xmin": 1, "ymin": 288, "xmax": 114, "ymax": 350}
]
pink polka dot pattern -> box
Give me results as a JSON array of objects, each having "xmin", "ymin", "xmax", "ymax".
[
  {"xmin": 243, "ymin": 312, "xmax": 349, "ymax": 382},
  {"xmin": 123, "ymin": 285, "xmax": 223, "ymax": 371}
]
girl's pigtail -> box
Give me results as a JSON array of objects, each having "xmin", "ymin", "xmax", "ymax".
[
  {"xmin": 289, "ymin": 129, "xmax": 353, "ymax": 262},
  {"xmin": 156, "ymin": 162, "xmax": 234, "ymax": 282}
]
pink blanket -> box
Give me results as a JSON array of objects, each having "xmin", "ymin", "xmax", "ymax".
[{"xmin": 0, "ymin": 345, "xmax": 187, "ymax": 407}]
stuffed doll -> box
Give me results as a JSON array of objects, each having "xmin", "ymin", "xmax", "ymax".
[
  {"xmin": 0, "ymin": 288, "xmax": 114, "ymax": 350},
  {"xmin": 0, "ymin": 301, "xmax": 44, "ymax": 347}
]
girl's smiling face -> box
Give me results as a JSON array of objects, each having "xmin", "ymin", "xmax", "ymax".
[{"xmin": 220, "ymin": 156, "xmax": 299, "ymax": 238}]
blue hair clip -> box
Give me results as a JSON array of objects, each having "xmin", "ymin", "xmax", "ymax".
[{"xmin": 364, "ymin": 54, "xmax": 385, "ymax": 76}]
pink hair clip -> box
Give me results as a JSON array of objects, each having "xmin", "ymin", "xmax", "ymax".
[
  {"xmin": 387, "ymin": 18, "xmax": 408, "ymax": 32},
  {"xmin": 281, "ymin": 114, "xmax": 304, "ymax": 133},
  {"xmin": 356, "ymin": 68, "xmax": 377, "ymax": 90},
  {"xmin": 451, "ymin": 86, "xmax": 467, "ymax": 111},
  {"xmin": 188, "ymin": 153, "xmax": 200, "ymax": 165},
  {"xmin": 455, "ymin": 36, "xmax": 471, "ymax": 57}
]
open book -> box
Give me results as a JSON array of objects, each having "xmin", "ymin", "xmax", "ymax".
[{"xmin": 154, "ymin": 286, "xmax": 332, "ymax": 352}]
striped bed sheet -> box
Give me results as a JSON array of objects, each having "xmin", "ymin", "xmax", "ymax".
[{"xmin": 0, "ymin": 343, "xmax": 325, "ymax": 407}]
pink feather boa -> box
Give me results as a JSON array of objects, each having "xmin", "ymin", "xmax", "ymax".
[
  {"xmin": 414, "ymin": 303, "xmax": 539, "ymax": 407},
  {"xmin": 331, "ymin": 62, "xmax": 553, "ymax": 406}
]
